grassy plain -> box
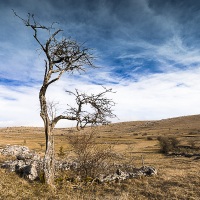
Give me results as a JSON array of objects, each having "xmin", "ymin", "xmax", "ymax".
[{"xmin": 0, "ymin": 115, "xmax": 200, "ymax": 199}]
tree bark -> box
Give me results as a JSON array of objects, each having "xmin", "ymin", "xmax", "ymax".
[
  {"xmin": 43, "ymin": 127, "xmax": 55, "ymax": 186},
  {"xmin": 39, "ymin": 85, "xmax": 55, "ymax": 186}
]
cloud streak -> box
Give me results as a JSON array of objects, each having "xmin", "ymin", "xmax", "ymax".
[
  {"xmin": 1, "ymin": 0, "xmax": 200, "ymax": 127},
  {"xmin": 1, "ymin": 66, "xmax": 200, "ymax": 127}
]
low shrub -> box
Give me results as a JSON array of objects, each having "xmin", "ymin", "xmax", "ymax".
[
  {"xmin": 67, "ymin": 129, "xmax": 119, "ymax": 179},
  {"xmin": 157, "ymin": 136, "xmax": 179, "ymax": 154},
  {"xmin": 147, "ymin": 136, "xmax": 153, "ymax": 140},
  {"xmin": 58, "ymin": 146, "xmax": 65, "ymax": 158}
]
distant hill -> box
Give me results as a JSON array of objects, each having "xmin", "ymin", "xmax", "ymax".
[
  {"xmin": 0, "ymin": 114, "xmax": 200, "ymax": 137},
  {"xmin": 98, "ymin": 114, "xmax": 200, "ymax": 136}
]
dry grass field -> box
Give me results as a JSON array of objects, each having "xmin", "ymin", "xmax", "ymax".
[{"xmin": 0, "ymin": 115, "xmax": 200, "ymax": 199}]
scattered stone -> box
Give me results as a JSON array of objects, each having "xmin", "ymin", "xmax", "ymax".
[
  {"xmin": 1, "ymin": 145, "xmax": 30, "ymax": 156},
  {"xmin": 1, "ymin": 145, "xmax": 157, "ymax": 182},
  {"xmin": 55, "ymin": 160, "xmax": 78, "ymax": 171},
  {"xmin": 98, "ymin": 166, "xmax": 157, "ymax": 183},
  {"xmin": 1, "ymin": 145, "xmax": 42, "ymax": 181},
  {"xmin": 169, "ymin": 152, "xmax": 200, "ymax": 158}
]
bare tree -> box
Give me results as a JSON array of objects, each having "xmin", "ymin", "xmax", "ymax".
[{"xmin": 14, "ymin": 12, "xmax": 115, "ymax": 186}]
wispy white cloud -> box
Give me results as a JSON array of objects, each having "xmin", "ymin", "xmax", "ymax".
[
  {"xmin": 1, "ymin": 0, "xmax": 200, "ymax": 127},
  {"xmin": 0, "ymin": 85, "xmax": 40, "ymax": 126},
  {"xmin": 111, "ymin": 67, "xmax": 200, "ymax": 122},
  {"xmin": 1, "ymin": 66, "xmax": 200, "ymax": 127},
  {"xmin": 117, "ymin": 34, "xmax": 200, "ymax": 75}
]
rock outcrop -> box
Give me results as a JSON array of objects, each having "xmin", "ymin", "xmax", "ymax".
[
  {"xmin": 98, "ymin": 166, "xmax": 157, "ymax": 183},
  {"xmin": 1, "ymin": 145, "xmax": 29, "ymax": 156},
  {"xmin": 1, "ymin": 145, "xmax": 157, "ymax": 182},
  {"xmin": 1, "ymin": 145, "xmax": 42, "ymax": 181},
  {"xmin": 0, "ymin": 145, "xmax": 78, "ymax": 181}
]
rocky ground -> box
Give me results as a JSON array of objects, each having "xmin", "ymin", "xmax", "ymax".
[{"xmin": 0, "ymin": 145, "xmax": 157, "ymax": 183}]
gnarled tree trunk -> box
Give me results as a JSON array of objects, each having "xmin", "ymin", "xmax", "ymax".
[
  {"xmin": 39, "ymin": 86, "xmax": 56, "ymax": 186},
  {"xmin": 43, "ymin": 128, "xmax": 55, "ymax": 186}
]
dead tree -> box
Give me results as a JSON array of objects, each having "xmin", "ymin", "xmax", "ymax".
[{"xmin": 14, "ymin": 12, "xmax": 115, "ymax": 186}]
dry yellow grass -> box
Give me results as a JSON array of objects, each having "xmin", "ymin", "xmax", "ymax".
[{"xmin": 0, "ymin": 114, "xmax": 200, "ymax": 199}]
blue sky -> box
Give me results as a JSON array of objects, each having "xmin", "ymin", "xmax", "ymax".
[{"xmin": 1, "ymin": 0, "xmax": 200, "ymax": 127}]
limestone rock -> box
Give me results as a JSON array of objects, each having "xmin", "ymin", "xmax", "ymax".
[
  {"xmin": 137, "ymin": 166, "xmax": 157, "ymax": 176},
  {"xmin": 1, "ymin": 145, "xmax": 42, "ymax": 181},
  {"xmin": 1, "ymin": 145, "xmax": 158, "ymax": 182},
  {"xmin": 1, "ymin": 145, "xmax": 30, "ymax": 156},
  {"xmin": 98, "ymin": 166, "xmax": 157, "ymax": 183}
]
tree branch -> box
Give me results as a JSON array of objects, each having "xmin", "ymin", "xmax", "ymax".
[
  {"xmin": 65, "ymin": 87, "xmax": 116, "ymax": 130},
  {"xmin": 52, "ymin": 115, "xmax": 77, "ymax": 127},
  {"xmin": 14, "ymin": 11, "xmax": 115, "ymax": 130}
]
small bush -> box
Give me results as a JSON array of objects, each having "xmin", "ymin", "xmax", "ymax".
[
  {"xmin": 67, "ymin": 129, "xmax": 118, "ymax": 179},
  {"xmin": 157, "ymin": 136, "xmax": 179, "ymax": 154},
  {"xmin": 147, "ymin": 136, "xmax": 153, "ymax": 140},
  {"xmin": 58, "ymin": 146, "xmax": 65, "ymax": 158}
]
